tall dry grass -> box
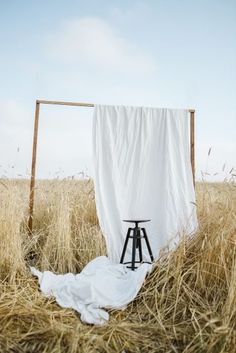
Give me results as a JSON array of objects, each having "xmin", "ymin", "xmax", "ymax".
[
  {"xmin": 0, "ymin": 180, "xmax": 26, "ymax": 282},
  {"xmin": 0, "ymin": 178, "xmax": 235, "ymax": 353}
]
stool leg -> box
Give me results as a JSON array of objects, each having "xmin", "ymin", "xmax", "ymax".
[
  {"xmin": 131, "ymin": 228, "xmax": 137, "ymax": 270},
  {"xmin": 141, "ymin": 228, "xmax": 154, "ymax": 262},
  {"xmin": 137, "ymin": 229, "xmax": 143, "ymax": 263},
  {"xmin": 120, "ymin": 228, "xmax": 132, "ymax": 264}
]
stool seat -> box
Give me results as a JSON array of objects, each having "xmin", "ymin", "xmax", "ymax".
[
  {"xmin": 120, "ymin": 219, "xmax": 154, "ymax": 270},
  {"xmin": 123, "ymin": 219, "xmax": 150, "ymax": 224}
]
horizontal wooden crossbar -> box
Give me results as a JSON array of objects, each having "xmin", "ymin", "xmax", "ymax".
[
  {"xmin": 36, "ymin": 99, "xmax": 195, "ymax": 112},
  {"xmin": 36, "ymin": 99, "xmax": 94, "ymax": 107}
]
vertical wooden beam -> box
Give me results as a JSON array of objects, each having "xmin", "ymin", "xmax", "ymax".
[
  {"xmin": 190, "ymin": 110, "xmax": 195, "ymax": 187},
  {"xmin": 28, "ymin": 101, "xmax": 40, "ymax": 234}
]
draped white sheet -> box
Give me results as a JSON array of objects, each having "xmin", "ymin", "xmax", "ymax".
[
  {"xmin": 31, "ymin": 257, "xmax": 152, "ymax": 325},
  {"xmin": 93, "ymin": 105, "xmax": 198, "ymax": 263}
]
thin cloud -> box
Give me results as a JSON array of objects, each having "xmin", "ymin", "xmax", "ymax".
[
  {"xmin": 46, "ymin": 17, "xmax": 156, "ymax": 75},
  {"xmin": 0, "ymin": 100, "xmax": 33, "ymax": 177},
  {"xmin": 0, "ymin": 100, "xmax": 31, "ymax": 133}
]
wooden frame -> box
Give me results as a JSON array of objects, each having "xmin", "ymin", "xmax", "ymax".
[{"xmin": 28, "ymin": 99, "xmax": 195, "ymax": 234}]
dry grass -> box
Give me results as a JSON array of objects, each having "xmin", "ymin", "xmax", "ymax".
[{"xmin": 0, "ymin": 178, "xmax": 235, "ymax": 353}]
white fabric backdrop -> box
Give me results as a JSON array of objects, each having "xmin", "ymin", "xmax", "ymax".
[{"xmin": 93, "ymin": 105, "xmax": 198, "ymax": 263}]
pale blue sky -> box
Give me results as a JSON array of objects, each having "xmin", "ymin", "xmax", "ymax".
[{"xmin": 0, "ymin": 0, "xmax": 235, "ymax": 180}]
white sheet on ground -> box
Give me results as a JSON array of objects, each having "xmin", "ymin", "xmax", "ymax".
[
  {"xmin": 31, "ymin": 256, "xmax": 152, "ymax": 325},
  {"xmin": 93, "ymin": 105, "xmax": 198, "ymax": 263}
]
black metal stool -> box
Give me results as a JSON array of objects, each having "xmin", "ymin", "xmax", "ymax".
[{"xmin": 120, "ymin": 220, "xmax": 154, "ymax": 270}]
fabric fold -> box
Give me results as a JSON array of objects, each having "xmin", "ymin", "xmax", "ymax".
[{"xmin": 31, "ymin": 256, "xmax": 152, "ymax": 325}]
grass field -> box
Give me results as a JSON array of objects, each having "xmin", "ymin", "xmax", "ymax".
[{"xmin": 0, "ymin": 179, "xmax": 235, "ymax": 353}]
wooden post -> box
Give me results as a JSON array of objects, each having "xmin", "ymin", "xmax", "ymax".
[
  {"xmin": 28, "ymin": 101, "xmax": 40, "ymax": 234},
  {"xmin": 190, "ymin": 110, "xmax": 195, "ymax": 187}
]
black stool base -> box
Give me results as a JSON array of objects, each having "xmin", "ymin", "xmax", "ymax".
[{"xmin": 120, "ymin": 220, "xmax": 154, "ymax": 271}]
